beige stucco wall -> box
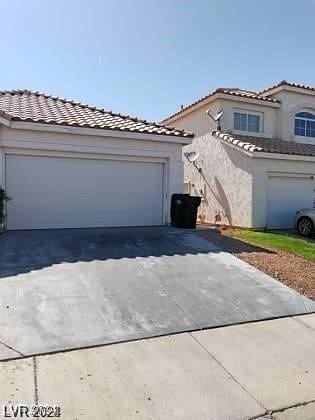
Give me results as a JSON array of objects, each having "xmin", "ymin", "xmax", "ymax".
[
  {"xmin": 169, "ymin": 86, "xmax": 315, "ymax": 143},
  {"xmin": 0, "ymin": 125, "xmax": 187, "ymax": 224},
  {"xmin": 170, "ymin": 101, "xmax": 222, "ymax": 137},
  {"xmin": 270, "ymin": 90, "xmax": 315, "ymax": 143},
  {"xmin": 184, "ymin": 137, "xmax": 315, "ymax": 229},
  {"xmin": 170, "ymin": 100, "xmax": 261, "ymax": 227},
  {"xmin": 167, "ymin": 88, "xmax": 315, "ymax": 229},
  {"xmin": 168, "ymin": 98, "xmax": 277, "ymax": 138},
  {"xmin": 184, "ymin": 133, "xmax": 253, "ymax": 227}
]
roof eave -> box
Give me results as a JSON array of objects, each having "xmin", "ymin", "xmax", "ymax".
[
  {"xmin": 216, "ymin": 93, "xmax": 280, "ymax": 107},
  {"xmin": 0, "ymin": 89, "xmax": 192, "ymax": 139},
  {"xmin": 163, "ymin": 92, "xmax": 280, "ymax": 125},
  {"xmin": 212, "ymin": 130, "xmax": 256, "ymax": 156},
  {"xmin": 261, "ymin": 84, "xmax": 315, "ymax": 98},
  {"xmin": 252, "ymin": 151, "xmax": 315, "ymax": 162},
  {"xmin": 212, "ymin": 131, "xmax": 315, "ymax": 161},
  {"xmin": 9, "ymin": 120, "xmax": 194, "ymax": 145}
]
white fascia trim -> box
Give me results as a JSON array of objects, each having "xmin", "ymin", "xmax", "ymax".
[
  {"xmin": 252, "ymin": 151, "xmax": 315, "ymax": 162},
  {"xmin": 10, "ymin": 121, "xmax": 193, "ymax": 145}
]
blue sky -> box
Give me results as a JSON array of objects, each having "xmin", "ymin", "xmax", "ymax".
[{"xmin": 1, "ymin": 0, "xmax": 315, "ymax": 121}]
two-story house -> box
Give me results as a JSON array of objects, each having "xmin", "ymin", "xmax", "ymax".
[{"xmin": 162, "ymin": 81, "xmax": 315, "ymax": 230}]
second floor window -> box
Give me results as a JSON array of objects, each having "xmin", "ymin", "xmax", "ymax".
[
  {"xmin": 294, "ymin": 112, "xmax": 315, "ymax": 137},
  {"xmin": 234, "ymin": 112, "xmax": 260, "ymax": 133}
]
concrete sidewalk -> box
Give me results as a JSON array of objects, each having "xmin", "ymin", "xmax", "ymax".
[{"xmin": 1, "ymin": 314, "xmax": 315, "ymax": 420}]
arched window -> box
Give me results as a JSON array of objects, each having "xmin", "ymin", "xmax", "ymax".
[{"xmin": 294, "ymin": 111, "xmax": 315, "ymax": 137}]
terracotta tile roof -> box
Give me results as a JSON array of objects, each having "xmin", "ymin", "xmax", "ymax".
[
  {"xmin": 0, "ymin": 89, "xmax": 193, "ymax": 138},
  {"xmin": 259, "ymin": 80, "xmax": 315, "ymax": 96},
  {"xmin": 162, "ymin": 87, "xmax": 279, "ymax": 122},
  {"xmin": 213, "ymin": 131, "xmax": 315, "ymax": 157},
  {"xmin": 215, "ymin": 88, "xmax": 279, "ymax": 102}
]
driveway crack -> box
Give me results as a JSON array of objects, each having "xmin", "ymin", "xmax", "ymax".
[
  {"xmin": 250, "ymin": 398, "xmax": 315, "ymax": 419},
  {"xmin": 138, "ymin": 260, "xmax": 201, "ymax": 330},
  {"xmin": 159, "ymin": 284, "xmax": 202, "ymax": 330},
  {"xmin": 0, "ymin": 338, "xmax": 24, "ymax": 357}
]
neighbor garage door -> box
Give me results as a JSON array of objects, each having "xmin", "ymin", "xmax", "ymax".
[
  {"xmin": 267, "ymin": 175, "xmax": 314, "ymax": 229},
  {"xmin": 6, "ymin": 155, "xmax": 164, "ymax": 230}
]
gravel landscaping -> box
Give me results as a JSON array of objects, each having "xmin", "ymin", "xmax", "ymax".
[{"xmin": 198, "ymin": 228, "xmax": 315, "ymax": 300}]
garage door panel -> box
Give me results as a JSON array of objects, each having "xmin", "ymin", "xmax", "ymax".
[
  {"xmin": 6, "ymin": 155, "xmax": 164, "ymax": 230},
  {"xmin": 267, "ymin": 176, "xmax": 314, "ymax": 229}
]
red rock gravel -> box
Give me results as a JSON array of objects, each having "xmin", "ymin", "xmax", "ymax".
[{"xmin": 198, "ymin": 228, "xmax": 315, "ymax": 300}]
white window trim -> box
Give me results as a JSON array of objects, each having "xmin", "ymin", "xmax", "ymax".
[
  {"xmin": 233, "ymin": 108, "xmax": 264, "ymax": 134},
  {"xmin": 294, "ymin": 111, "xmax": 315, "ymax": 143},
  {"xmin": 294, "ymin": 135, "xmax": 315, "ymax": 145}
]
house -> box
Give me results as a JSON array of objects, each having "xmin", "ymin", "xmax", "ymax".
[
  {"xmin": 162, "ymin": 81, "xmax": 315, "ymax": 230},
  {"xmin": 0, "ymin": 89, "xmax": 192, "ymax": 230}
]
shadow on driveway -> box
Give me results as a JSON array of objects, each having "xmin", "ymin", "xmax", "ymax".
[
  {"xmin": 0, "ymin": 226, "xmax": 271, "ymax": 278},
  {"xmin": 197, "ymin": 228, "xmax": 276, "ymax": 254},
  {"xmin": 0, "ymin": 226, "xmax": 313, "ymax": 361}
]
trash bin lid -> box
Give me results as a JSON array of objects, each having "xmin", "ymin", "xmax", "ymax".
[{"xmin": 187, "ymin": 196, "xmax": 201, "ymax": 206}]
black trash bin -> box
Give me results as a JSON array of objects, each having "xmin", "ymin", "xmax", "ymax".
[{"xmin": 171, "ymin": 194, "xmax": 201, "ymax": 229}]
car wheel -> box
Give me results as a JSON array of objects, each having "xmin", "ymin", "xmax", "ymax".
[{"xmin": 297, "ymin": 216, "xmax": 314, "ymax": 237}]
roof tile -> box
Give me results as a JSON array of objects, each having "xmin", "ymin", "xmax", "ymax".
[
  {"xmin": 259, "ymin": 80, "xmax": 315, "ymax": 95},
  {"xmin": 0, "ymin": 89, "xmax": 193, "ymax": 138},
  {"xmin": 213, "ymin": 131, "xmax": 315, "ymax": 157}
]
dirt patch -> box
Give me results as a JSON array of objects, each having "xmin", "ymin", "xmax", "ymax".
[{"xmin": 198, "ymin": 228, "xmax": 315, "ymax": 299}]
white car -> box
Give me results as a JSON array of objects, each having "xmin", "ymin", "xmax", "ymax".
[{"xmin": 295, "ymin": 209, "xmax": 315, "ymax": 237}]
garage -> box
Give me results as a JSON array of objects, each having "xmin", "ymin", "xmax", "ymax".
[
  {"xmin": 6, "ymin": 154, "xmax": 165, "ymax": 230},
  {"xmin": 0, "ymin": 90, "xmax": 193, "ymax": 231},
  {"xmin": 267, "ymin": 175, "xmax": 315, "ymax": 229}
]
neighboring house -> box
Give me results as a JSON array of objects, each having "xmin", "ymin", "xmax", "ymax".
[
  {"xmin": 162, "ymin": 81, "xmax": 315, "ymax": 229},
  {"xmin": 0, "ymin": 90, "xmax": 192, "ymax": 230}
]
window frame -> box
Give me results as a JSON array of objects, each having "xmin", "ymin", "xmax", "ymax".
[
  {"xmin": 233, "ymin": 109, "xmax": 262, "ymax": 133},
  {"xmin": 294, "ymin": 111, "xmax": 315, "ymax": 138}
]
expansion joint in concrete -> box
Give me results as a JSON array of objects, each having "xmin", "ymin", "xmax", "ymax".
[
  {"xmin": 189, "ymin": 332, "xmax": 267, "ymax": 413},
  {"xmin": 33, "ymin": 357, "xmax": 39, "ymax": 405}
]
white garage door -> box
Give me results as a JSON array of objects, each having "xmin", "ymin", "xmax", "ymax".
[
  {"xmin": 6, "ymin": 155, "xmax": 164, "ymax": 230},
  {"xmin": 267, "ymin": 175, "xmax": 314, "ymax": 229}
]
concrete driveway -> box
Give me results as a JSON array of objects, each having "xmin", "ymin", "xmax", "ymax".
[{"xmin": 0, "ymin": 227, "xmax": 314, "ymax": 360}]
